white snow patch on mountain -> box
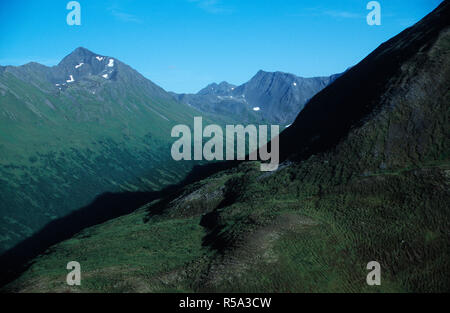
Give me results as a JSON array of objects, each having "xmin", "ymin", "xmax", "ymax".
[
  {"xmin": 75, "ymin": 63, "xmax": 84, "ymax": 69},
  {"xmin": 293, "ymin": 82, "xmax": 297, "ymax": 86},
  {"xmin": 107, "ymin": 59, "xmax": 115, "ymax": 67},
  {"xmin": 96, "ymin": 56, "xmax": 104, "ymax": 61},
  {"xmin": 66, "ymin": 75, "xmax": 75, "ymax": 83},
  {"xmin": 253, "ymin": 107, "xmax": 260, "ymax": 111},
  {"xmin": 102, "ymin": 74, "xmax": 109, "ymax": 79}
]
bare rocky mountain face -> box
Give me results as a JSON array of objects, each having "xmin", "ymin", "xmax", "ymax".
[
  {"xmin": 172, "ymin": 70, "xmax": 341, "ymax": 125},
  {"xmin": 1, "ymin": 47, "xmax": 172, "ymax": 99}
]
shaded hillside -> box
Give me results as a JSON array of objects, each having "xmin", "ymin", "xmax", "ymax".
[
  {"xmin": 3, "ymin": 2, "xmax": 449, "ymax": 293},
  {"xmin": 279, "ymin": 3, "xmax": 449, "ymax": 165}
]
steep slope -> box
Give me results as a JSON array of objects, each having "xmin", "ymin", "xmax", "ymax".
[
  {"xmin": 0, "ymin": 48, "xmax": 211, "ymax": 254},
  {"xmin": 232, "ymin": 70, "xmax": 341, "ymax": 124},
  {"xmin": 172, "ymin": 71, "xmax": 340, "ymax": 125},
  {"xmin": 3, "ymin": 2, "xmax": 449, "ymax": 293}
]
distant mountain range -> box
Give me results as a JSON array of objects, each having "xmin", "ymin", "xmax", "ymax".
[
  {"xmin": 171, "ymin": 70, "xmax": 341, "ymax": 125},
  {"xmin": 2, "ymin": 1, "xmax": 448, "ymax": 293}
]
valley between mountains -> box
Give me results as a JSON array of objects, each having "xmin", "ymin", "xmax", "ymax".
[{"xmin": 0, "ymin": 46, "xmax": 335, "ymax": 257}]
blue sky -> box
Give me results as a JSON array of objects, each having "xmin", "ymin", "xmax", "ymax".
[{"xmin": 0, "ymin": 0, "xmax": 443, "ymax": 93}]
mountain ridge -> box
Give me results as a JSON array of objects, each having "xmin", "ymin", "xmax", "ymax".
[
  {"xmin": 172, "ymin": 69, "xmax": 341, "ymax": 125},
  {"xmin": 0, "ymin": 47, "xmax": 216, "ymax": 255},
  {"xmin": 2, "ymin": 47, "xmax": 173, "ymax": 101}
]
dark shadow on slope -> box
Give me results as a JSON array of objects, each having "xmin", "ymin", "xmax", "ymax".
[
  {"xmin": 0, "ymin": 190, "xmax": 168, "ymax": 289},
  {"xmin": 199, "ymin": 1, "xmax": 450, "ymax": 255},
  {"xmin": 0, "ymin": 160, "xmax": 239, "ymax": 289},
  {"xmin": 142, "ymin": 160, "xmax": 241, "ymax": 220},
  {"xmin": 199, "ymin": 173, "xmax": 253, "ymax": 252},
  {"xmin": 278, "ymin": 1, "xmax": 449, "ymax": 163}
]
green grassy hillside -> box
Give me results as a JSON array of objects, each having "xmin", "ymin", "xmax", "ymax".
[
  {"xmin": 5, "ymin": 158, "xmax": 448, "ymax": 292},
  {"xmin": 0, "ymin": 53, "xmax": 217, "ymax": 254}
]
